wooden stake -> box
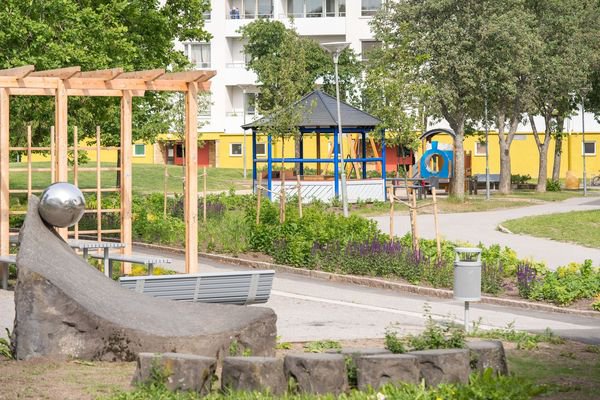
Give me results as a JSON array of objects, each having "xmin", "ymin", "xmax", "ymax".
[
  {"xmin": 297, "ymin": 174, "xmax": 302, "ymax": 218},
  {"xmin": 389, "ymin": 187, "xmax": 394, "ymax": 240},
  {"xmin": 163, "ymin": 163, "xmax": 168, "ymax": 218},
  {"xmin": 203, "ymin": 166, "xmax": 207, "ymax": 224},
  {"xmin": 256, "ymin": 173, "xmax": 262, "ymax": 225},
  {"xmin": 411, "ymin": 189, "xmax": 420, "ymax": 253},
  {"xmin": 432, "ymin": 187, "xmax": 442, "ymax": 261}
]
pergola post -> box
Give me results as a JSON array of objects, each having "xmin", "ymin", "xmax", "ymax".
[
  {"xmin": 55, "ymin": 80, "xmax": 69, "ymax": 238},
  {"xmin": 120, "ymin": 90, "xmax": 133, "ymax": 269},
  {"xmin": 0, "ymin": 88, "xmax": 9, "ymax": 257},
  {"xmin": 185, "ymin": 82, "xmax": 199, "ymax": 274}
]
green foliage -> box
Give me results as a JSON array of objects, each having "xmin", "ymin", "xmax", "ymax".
[
  {"xmin": 386, "ymin": 306, "xmax": 465, "ymax": 353},
  {"xmin": 0, "ymin": 329, "xmax": 13, "ymax": 359},
  {"xmin": 103, "ymin": 371, "xmax": 546, "ymax": 399},
  {"xmin": 511, "ymin": 174, "xmax": 532, "ymax": 185},
  {"xmin": 470, "ymin": 321, "xmax": 564, "ymax": 350},
  {"xmin": 275, "ymin": 336, "xmax": 292, "ymax": 350},
  {"xmin": 545, "ymin": 179, "xmax": 561, "ymax": 192},
  {"xmin": 384, "ymin": 328, "xmax": 406, "ymax": 354},
  {"xmin": 528, "ymin": 260, "xmax": 600, "ymax": 306},
  {"xmin": 0, "ymin": 0, "xmax": 211, "ymax": 147},
  {"xmin": 592, "ymin": 296, "xmax": 600, "ymax": 312},
  {"xmin": 228, "ymin": 340, "xmax": 251, "ymax": 357},
  {"xmin": 303, "ymin": 340, "xmax": 342, "ymax": 353}
]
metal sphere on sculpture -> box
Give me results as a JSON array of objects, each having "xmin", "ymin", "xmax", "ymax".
[{"xmin": 39, "ymin": 182, "xmax": 86, "ymax": 228}]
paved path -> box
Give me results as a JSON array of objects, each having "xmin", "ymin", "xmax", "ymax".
[
  {"xmin": 3, "ymin": 246, "xmax": 599, "ymax": 344},
  {"xmin": 371, "ymin": 196, "xmax": 600, "ymax": 270}
]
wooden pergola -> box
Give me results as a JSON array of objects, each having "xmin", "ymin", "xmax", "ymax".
[{"xmin": 0, "ymin": 65, "xmax": 215, "ymax": 273}]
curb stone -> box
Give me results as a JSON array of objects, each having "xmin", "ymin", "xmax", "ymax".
[{"xmin": 133, "ymin": 242, "xmax": 600, "ymax": 319}]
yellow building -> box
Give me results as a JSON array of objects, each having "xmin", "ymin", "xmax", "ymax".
[{"xmin": 26, "ymin": 128, "xmax": 600, "ymax": 180}]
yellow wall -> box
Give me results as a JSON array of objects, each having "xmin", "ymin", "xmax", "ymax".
[
  {"xmin": 420, "ymin": 131, "xmax": 600, "ymax": 179},
  {"xmin": 25, "ymin": 130, "xmax": 600, "ymax": 179},
  {"xmin": 26, "ymin": 139, "xmax": 154, "ymax": 164}
]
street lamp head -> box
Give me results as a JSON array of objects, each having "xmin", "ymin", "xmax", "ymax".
[{"xmin": 321, "ymin": 42, "xmax": 351, "ymax": 63}]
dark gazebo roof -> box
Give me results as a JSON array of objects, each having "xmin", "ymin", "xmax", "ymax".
[{"xmin": 241, "ymin": 90, "xmax": 380, "ymax": 130}]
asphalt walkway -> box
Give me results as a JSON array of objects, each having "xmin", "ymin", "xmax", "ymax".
[
  {"xmin": 371, "ymin": 196, "xmax": 600, "ymax": 269},
  {"xmin": 3, "ymin": 247, "xmax": 598, "ymax": 344}
]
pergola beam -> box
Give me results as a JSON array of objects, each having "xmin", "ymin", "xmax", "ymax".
[
  {"xmin": 0, "ymin": 65, "xmax": 35, "ymax": 78},
  {"xmin": 118, "ymin": 69, "xmax": 165, "ymax": 81},
  {"xmin": 6, "ymin": 88, "xmax": 146, "ymax": 97},
  {"xmin": 159, "ymin": 70, "xmax": 216, "ymax": 82},
  {"xmin": 76, "ymin": 68, "xmax": 124, "ymax": 80},
  {"xmin": 30, "ymin": 66, "xmax": 81, "ymax": 79}
]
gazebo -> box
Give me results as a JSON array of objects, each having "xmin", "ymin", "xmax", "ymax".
[{"xmin": 242, "ymin": 90, "xmax": 386, "ymax": 203}]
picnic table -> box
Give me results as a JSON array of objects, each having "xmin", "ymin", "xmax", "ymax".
[{"xmin": 67, "ymin": 239, "xmax": 126, "ymax": 278}]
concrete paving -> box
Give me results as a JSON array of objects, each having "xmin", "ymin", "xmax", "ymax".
[
  {"xmin": 4, "ymin": 246, "xmax": 598, "ymax": 344},
  {"xmin": 371, "ymin": 196, "xmax": 600, "ymax": 270}
]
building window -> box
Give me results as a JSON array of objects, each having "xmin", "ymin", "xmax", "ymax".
[
  {"xmin": 475, "ymin": 141, "xmax": 487, "ymax": 156},
  {"xmin": 233, "ymin": 0, "xmax": 273, "ymax": 19},
  {"xmin": 583, "ymin": 141, "xmax": 596, "ymax": 156},
  {"xmin": 230, "ymin": 143, "xmax": 243, "ymax": 156},
  {"xmin": 187, "ymin": 43, "xmax": 211, "ymax": 69},
  {"xmin": 245, "ymin": 93, "xmax": 257, "ymax": 115},
  {"xmin": 134, "ymin": 144, "xmax": 146, "ymax": 157},
  {"xmin": 361, "ymin": 0, "xmax": 381, "ymax": 16},
  {"xmin": 361, "ymin": 40, "xmax": 381, "ymax": 61},
  {"xmin": 287, "ymin": 0, "xmax": 345, "ymax": 17},
  {"xmin": 255, "ymin": 143, "xmax": 267, "ymax": 157},
  {"xmin": 513, "ymin": 134, "xmax": 526, "ymax": 141}
]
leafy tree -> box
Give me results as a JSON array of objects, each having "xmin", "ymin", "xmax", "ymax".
[
  {"xmin": 479, "ymin": 0, "xmax": 539, "ymax": 194},
  {"xmin": 371, "ymin": 0, "xmax": 490, "ymax": 200},
  {"xmin": 364, "ymin": 24, "xmax": 425, "ymax": 160},
  {"xmin": 0, "ymin": 0, "xmax": 211, "ymax": 149},
  {"xmin": 240, "ymin": 20, "xmax": 362, "ymax": 221},
  {"xmin": 525, "ymin": 0, "xmax": 600, "ymax": 191}
]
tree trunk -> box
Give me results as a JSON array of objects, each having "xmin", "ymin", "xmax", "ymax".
[
  {"xmin": 551, "ymin": 116, "xmax": 564, "ymax": 182},
  {"xmin": 530, "ymin": 115, "xmax": 551, "ymax": 192},
  {"xmin": 448, "ymin": 120, "xmax": 465, "ymax": 200},
  {"xmin": 498, "ymin": 138, "xmax": 511, "ymax": 194}
]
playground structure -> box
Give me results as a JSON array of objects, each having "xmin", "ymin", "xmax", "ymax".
[
  {"xmin": 243, "ymin": 90, "xmax": 388, "ymax": 203},
  {"xmin": 0, "ymin": 65, "xmax": 215, "ymax": 273}
]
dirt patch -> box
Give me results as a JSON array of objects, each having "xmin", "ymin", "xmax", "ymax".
[{"xmin": 0, "ymin": 358, "xmax": 134, "ymax": 400}]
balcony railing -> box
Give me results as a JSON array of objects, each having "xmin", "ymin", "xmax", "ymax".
[
  {"xmin": 225, "ymin": 62, "xmax": 248, "ymax": 68},
  {"xmin": 227, "ymin": 12, "xmax": 273, "ymax": 19},
  {"xmin": 286, "ymin": 11, "xmax": 346, "ymax": 18}
]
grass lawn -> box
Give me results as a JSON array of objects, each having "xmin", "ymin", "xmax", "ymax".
[
  {"xmin": 503, "ymin": 210, "xmax": 600, "ymax": 248},
  {"xmin": 8, "ymin": 162, "xmax": 252, "ymax": 194}
]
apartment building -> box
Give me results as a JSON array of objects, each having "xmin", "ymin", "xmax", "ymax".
[{"xmin": 172, "ymin": 0, "xmax": 382, "ymax": 169}]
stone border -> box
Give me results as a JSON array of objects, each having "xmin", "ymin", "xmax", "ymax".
[{"xmin": 133, "ymin": 242, "xmax": 600, "ymax": 319}]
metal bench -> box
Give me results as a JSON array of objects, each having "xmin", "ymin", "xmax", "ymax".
[
  {"xmin": 0, "ymin": 255, "xmax": 16, "ymax": 290},
  {"xmin": 89, "ymin": 253, "xmax": 172, "ymax": 277},
  {"xmin": 118, "ymin": 270, "xmax": 275, "ymax": 305}
]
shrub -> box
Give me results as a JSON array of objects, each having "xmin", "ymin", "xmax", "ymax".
[
  {"xmin": 528, "ymin": 260, "xmax": 600, "ymax": 306},
  {"xmin": 516, "ymin": 263, "xmax": 538, "ymax": 298},
  {"xmin": 511, "ymin": 174, "xmax": 532, "ymax": 185},
  {"xmin": 546, "ymin": 179, "xmax": 561, "ymax": 192}
]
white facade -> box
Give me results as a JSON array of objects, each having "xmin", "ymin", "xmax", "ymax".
[{"xmin": 179, "ymin": 0, "xmax": 382, "ymax": 136}]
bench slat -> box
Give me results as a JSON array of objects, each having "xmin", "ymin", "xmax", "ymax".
[{"xmin": 119, "ymin": 270, "xmax": 275, "ymax": 305}]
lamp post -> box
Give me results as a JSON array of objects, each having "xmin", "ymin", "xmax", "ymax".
[
  {"xmin": 239, "ymin": 85, "xmax": 254, "ymax": 179},
  {"xmin": 582, "ymin": 93, "xmax": 587, "ymax": 196},
  {"xmin": 484, "ymin": 95, "xmax": 490, "ymax": 200},
  {"xmin": 322, "ymin": 41, "xmax": 350, "ymax": 217}
]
